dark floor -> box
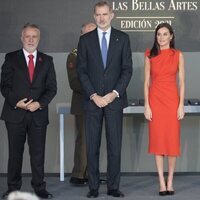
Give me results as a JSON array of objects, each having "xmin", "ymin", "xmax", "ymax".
[{"xmin": 0, "ymin": 175, "xmax": 200, "ymax": 199}]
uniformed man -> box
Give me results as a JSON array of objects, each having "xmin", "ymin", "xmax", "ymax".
[{"xmin": 66, "ymin": 23, "xmax": 96, "ymax": 185}]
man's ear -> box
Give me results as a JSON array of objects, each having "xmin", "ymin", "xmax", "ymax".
[
  {"xmin": 111, "ymin": 12, "xmax": 114, "ymax": 20},
  {"xmin": 21, "ymin": 35, "xmax": 23, "ymax": 43}
]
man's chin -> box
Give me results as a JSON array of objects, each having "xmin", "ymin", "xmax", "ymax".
[
  {"xmin": 25, "ymin": 47, "xmax": 37, "ymax": 53},
  {"xmin": 98, "ymin": 24, "xmax": 109, "ymax": 31}
]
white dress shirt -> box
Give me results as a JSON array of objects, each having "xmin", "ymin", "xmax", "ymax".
[
  {"xmin": 97, "ymin": 27, "xmax": 111, "ymax": 49},
  {"xmin": 23, "ymin": 49, "xmax": 37, "ymax": 67}
]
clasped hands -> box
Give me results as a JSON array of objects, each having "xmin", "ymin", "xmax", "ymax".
[
  {"xmin": 16, "ymin": 98, "xmax": 41, "ymax": 112},
  {"xmin": 92, "ymin": 92, "xmax": 117, "ymax": 108}
]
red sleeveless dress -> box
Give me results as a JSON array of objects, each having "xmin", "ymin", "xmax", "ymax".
[{"xmin": 145, "ymin": 48, "xmax": 181, "ymax": 156}]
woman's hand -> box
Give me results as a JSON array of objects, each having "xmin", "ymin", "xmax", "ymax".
[
  {"xmin": 177, "ymin": 104, "xmax": 185, "ymax": 120},
  {"xmin": 144, "ymin": 105, "xmax": 152, "ymax": 121}
]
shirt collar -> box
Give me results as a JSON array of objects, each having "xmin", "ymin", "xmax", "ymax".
[
  {"xmin": 23, "ymin": 48, "xmax": 37, "ymax": 59},
  {"xmin": 97, "ymin": 26, "xmax": 111, "ymax": 35}
]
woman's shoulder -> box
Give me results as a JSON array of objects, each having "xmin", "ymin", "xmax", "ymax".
[
  {"xmin": 172, "ymin": 48, "xmax": 182, "ymax": 55},
  {"xmin": 168, "ymin": 48, "xmax": 182, "ymax": 58},
  {"xmin": 175, "ymin": 49, "xmax": 184, "ymax": 60},
  {"xmin": 170, "ymin": 49, "xmax": 184, "ymax": 61}
]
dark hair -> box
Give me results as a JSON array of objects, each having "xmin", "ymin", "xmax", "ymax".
[
  {"xmin": 149, "ymin": 23, "xmax": 175, "ymax": 58},
  {"xmin": 94, "ymin": 1, "xmax": 113, "ymax": 13}
]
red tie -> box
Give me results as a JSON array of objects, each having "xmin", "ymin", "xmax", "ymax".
[{"xmin": 28, "ymin": 54, "xmax": 34, "ymax": 82}]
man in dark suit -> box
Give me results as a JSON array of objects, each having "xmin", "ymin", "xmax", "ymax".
[
  {"xmin": 0, "ymin": 23, "xmax": 57, "ymax": 199},
  {"xmin": 66, "ymin": 22, "xmax": 96, "ymax": 185},
  {"xmin": 77, "ymin": 1, "xmax": 132, "ymax": 198}
]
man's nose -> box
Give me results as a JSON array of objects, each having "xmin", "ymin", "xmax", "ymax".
[{"xmin": 29, "ymin": 37, "xmax": 34, "ymax": 42}]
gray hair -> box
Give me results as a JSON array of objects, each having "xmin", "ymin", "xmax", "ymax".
[
  {"xmin": 22, "ymin": 23, "xmax": 40, "ymax": 36},
  {"xmin": 22, "ymin": 23, "xmax": 40, "ymax": 31},
  {"xmin": 94, "ymin": 1, "xmax": 113, "ymax": 13}
]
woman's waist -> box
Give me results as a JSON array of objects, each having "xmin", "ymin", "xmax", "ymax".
[
  {"xmin": 150, "ymin": 80, "xmax": 177, "ymax": 87},
  {"xmin": 150, "ymin": 83, "xmax": 178, "ymax": 93}
]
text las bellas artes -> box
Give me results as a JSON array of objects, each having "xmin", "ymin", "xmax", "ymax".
[
  {"xmin": 113, "ymin": 0, "xmax": 198, "ymax": 11},
  {"xmin": 131, "ymin": 0, "xmax": 198, "ymax": 11}
]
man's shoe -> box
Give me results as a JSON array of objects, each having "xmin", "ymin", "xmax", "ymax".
[
  {"xmin": 107, "ymin": 189, "xmax": 124, "ymax": 197},
  {"xmin": 35, "ymin": 190, "xmax": 53, "ymax": 199},
  {"xmin": 87, "ymin": 190, "xmax": 99, "ymax": 198},
  {"xmin": 70, "ymin": 177, "xmax": 88, "ymax": 185},
  {"xmin": 1, "ymin": 190, "xmax": 14, "ymax": 199}
]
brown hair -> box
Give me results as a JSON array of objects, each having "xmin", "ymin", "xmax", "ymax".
[{"xmin": 150, "ymin": 23, "xmax": 175, "ymax": 58}]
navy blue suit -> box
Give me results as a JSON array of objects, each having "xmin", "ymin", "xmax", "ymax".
[{"xmin": 77, "ymin": 28, "xmax": 132, "ymax": 190}]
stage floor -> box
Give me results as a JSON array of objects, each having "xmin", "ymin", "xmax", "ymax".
[{"xmin": 0, "ymin": 175, "xmax": 200, "ymax": 199}]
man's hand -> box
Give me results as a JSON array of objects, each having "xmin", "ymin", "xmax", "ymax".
[
  {"xmin": 16, "ymin": 98, "xmax": 33, "ymax": 110},
  {"xmin": 26, "ymin": 101, "xmax": 41, "ymax": 112},
  {"xmin": 92, "ymin": 94, "xmax": 108, "ymax": 108},
  {"xmin": 103, "ymin": 92, "xmax": 117, "ymax": 104}
]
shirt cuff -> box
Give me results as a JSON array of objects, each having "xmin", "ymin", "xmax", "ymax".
[
  {"xmin": 90, "ymin": 93, "xmax": 97, "ymax": 100},
  {"xmin": 112, "ymin": 90, "xmax": 119, "ymax": 98}
]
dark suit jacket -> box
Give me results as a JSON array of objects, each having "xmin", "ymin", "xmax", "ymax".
[
  {"xmin": 0, "ymin": 49, "xmax": 57, "ymax": 126},
  {"xmin": 77, "ymin": 27, "xmax": 132, "ymax": 111},
  {"xmin": 66, "ymin": 49, "xmax": 84, "ymax": 115}
]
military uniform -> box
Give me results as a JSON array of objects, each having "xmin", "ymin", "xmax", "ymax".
[{"xmin": 66, "ymin": 49, "xmax": 87, "ymax": 182}]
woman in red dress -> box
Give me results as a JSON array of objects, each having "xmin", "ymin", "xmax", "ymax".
[{"xmin": 144, "ymin": 23, "xmax": 185, "ymax": 196}]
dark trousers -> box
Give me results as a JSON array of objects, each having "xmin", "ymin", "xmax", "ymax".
[
  {"xmin": 85, "ymin": 107, "xmax": 123, "ymax": 191},
  {"xmin": 5, "ymin": 112, "xmax": 47, "ymax": 192},
  {"xmin": 72, "ymin": 114, "xmax": 87, "ymax": 178}
]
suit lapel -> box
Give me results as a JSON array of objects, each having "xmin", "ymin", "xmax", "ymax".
[
  {"xmin": 91, "ymin": 28, "xmax": 117, "ymax": 70},
  {"xmin": 106, "ymin": 28, "xmax": 117, "ymax": 68},
  {"xmin": 32, "ymin": 51, "xmax": 43, "ymax": 83},
  {"xmin": 91, "ymin": 29, "xmax": 104, "ymax": 69},
  {"xmin": 17, "ymin": 50, "xmax": 30, "ymax": 83}
]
